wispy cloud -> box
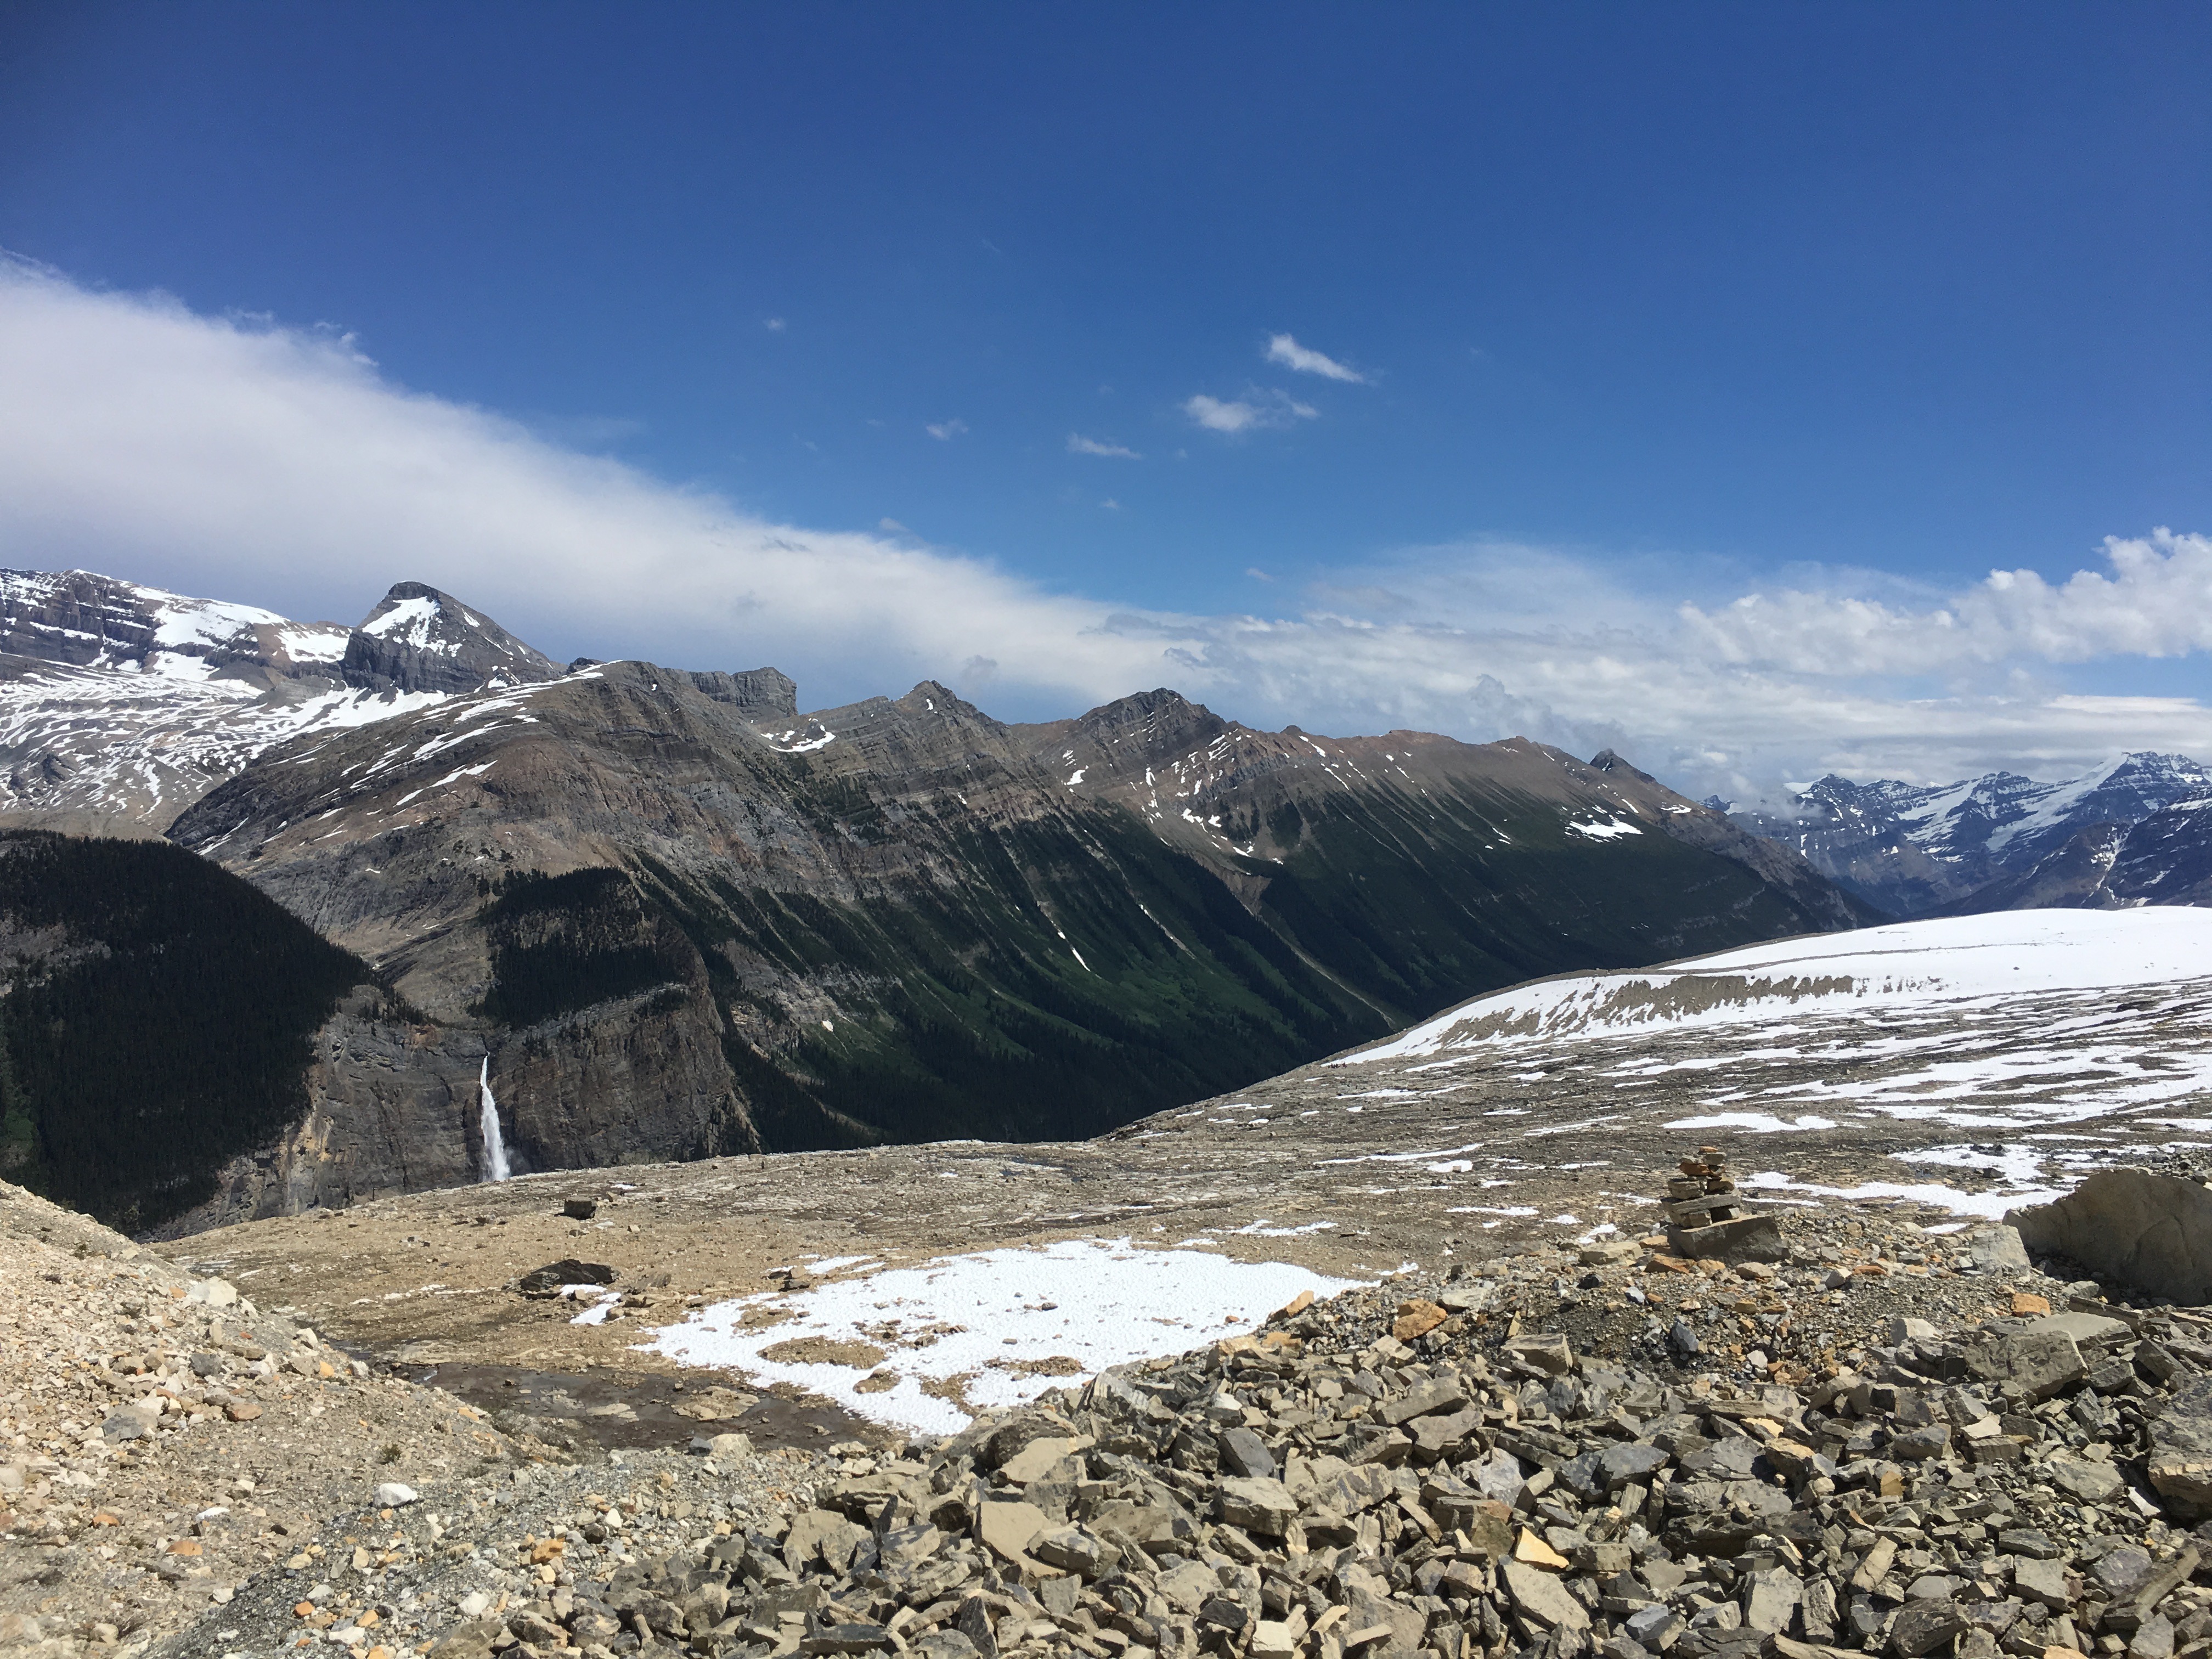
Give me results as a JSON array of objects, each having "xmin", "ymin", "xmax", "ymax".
[
  {"xmin": 1067, "ymin": 433, "xmax": 1141, "ymax": 459},
  {"xmin": 7, "ymin": 256, "xmax": 2212, "ymax": 804},
  {"xmin": 1265, "ymin": 334, "xmax": 1364, "ymax": 383},
  {"xmin": 924, "ymin": 418, "xmax": 968, "ymax": 441},
  {"xmin": 764, "ymin": 317, "xmax": 787, "ymax": 332},
  {"xmin": 1182, "ymin": 389, "xmax": 1318, "ymax": 435}
]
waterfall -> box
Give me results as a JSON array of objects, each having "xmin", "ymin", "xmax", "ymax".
[{"xmin": 478, "ymin": 1057, "xmax": 511, "ymax": 1182}]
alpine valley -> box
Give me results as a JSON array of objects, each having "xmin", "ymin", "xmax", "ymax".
[{"xmin": 0, "ymin": 568, "xmax": 1871, "ymax": 1233}]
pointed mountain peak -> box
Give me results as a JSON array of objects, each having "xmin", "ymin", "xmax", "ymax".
[
  {"xmin": 1074, "ymin": 687, "xmax": 1223, "ymax": 741},
  {"xmin": 896, "ymin": 680, "xmax": 992, "ymax": 723},
  {"xmin": 1589, "ymin": 748, "xmax": 1657, "ymax": 784},
  {"xmin": 346, "ymin": 583, "xmax": 560, "ymax": 696}
]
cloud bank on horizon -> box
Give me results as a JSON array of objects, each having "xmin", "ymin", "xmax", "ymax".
[{"xmin": 4, "ymin": 256, "xmax": 2211, "ymax": 805}]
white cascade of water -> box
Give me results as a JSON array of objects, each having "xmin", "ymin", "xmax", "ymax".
[{"xmin": 478, "ymin": 1057, "xmax": 511, "ymax": 1182}]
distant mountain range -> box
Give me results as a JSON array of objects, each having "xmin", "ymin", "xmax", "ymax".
[
  {"xmin": 0, "ymin": 568, "xmax": 568, "ymax": 834},
  {"xmin": 1719, "ymin": 751, "xmax": 2212, "ymax": 916},
  {"xmin": 0, "ymin": 566, "xmax": 1869, "ymax": 1228}
]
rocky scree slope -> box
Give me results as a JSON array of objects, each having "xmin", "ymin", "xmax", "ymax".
[
  {"xmin": 1724, "ymin": 754, "xmax": 2212, "ymax": 918},
  {"xmin": 166, "ymin": 660, "xmax": 1866, "ymax": 1175},
  {"xmin": 0, "ymin": 1174, "xmax": 837, "ymax": 1659},
  {"xmin": 0, "ymin": 570, "xmax": 561, "ymax": 834},
  {"xmin": 154, "ymin": 1195, "xmax": 2212, "ymax": 1659}
]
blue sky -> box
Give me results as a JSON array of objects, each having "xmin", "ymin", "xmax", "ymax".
[{"xmin": 3, "ymin": 4, "xmax": 2210, "ymax": 796}]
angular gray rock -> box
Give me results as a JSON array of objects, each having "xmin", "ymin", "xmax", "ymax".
[
  {"xmin": 1503, "ymin": 1559, "xmax": 1592, "ymax": 1633},
  {"xmin": 2011, "ymin": 1168, "xmax": 2212, "ymax": 1304}
]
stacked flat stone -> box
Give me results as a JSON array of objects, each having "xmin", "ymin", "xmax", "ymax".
[{"xmin": 1665, "ymin": 1151, "xmax": 1783, "ymax": 1267}]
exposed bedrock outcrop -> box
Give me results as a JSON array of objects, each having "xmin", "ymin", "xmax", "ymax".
[{"xmin": 2010, "ymin": 1169, "xmax": 2212, "ymax": 1306}]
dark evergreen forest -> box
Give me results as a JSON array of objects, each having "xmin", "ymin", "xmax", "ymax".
[{"xmin": 0, "ymin": 831, "xmax": 370, "ymax": 1231}]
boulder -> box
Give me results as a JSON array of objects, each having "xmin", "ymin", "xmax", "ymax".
[
  {"xmin": 2150, "ymin": 1375, "xmax": 2212, "ymax": 1517},
  {"xmin": 1031, "ymin": 1527, "xmax": 1117, "ymax": 1578},
  {"xmin": 1965, "ymin": 1225, "xmax": 2031, "ymax": 1273},
  {"xmin": 100, "ymin": 1403, "xmax": 159, "ymax": 1442},
  {"xmin": 1216, "ymin": 1427, "xmax": 1276, "ymax": 1479},
  {"xmin": 1742, "ymin": 1568, "xmax": 1802, "ymax": 1635},
  {"xmin": 1626, "ymin": 1606, "xmax": 1683, "ymax": 1651},
  {"xmin": 1216, "ymin": 1477, "xmax": 1298, "ymax": 1534},
  {"xmin": 1889, "ymin": 1602, "xmax": 1967, "ymax": 1657},
  {"xmin": 996, "ymin": 1434, "xmax": 1092, "ymax": 1484},
  {"xmin": 1391, "ymin": 1300, "xmax": 1449, "ymax": 1342},
  {"xmin": 517, "ymin": 1259, "xmax": 616, "ymax": 1296},
  {"xmin": 975, "ymin": 1500, "xmax": 1048, "ymax": 1565},
  {"xmin": 2010, "ymin": 1170, "xmax": 2212, "ymax": 1304},
  {"xmin": 1503, "ymin": 1559, "xmax": 1592, "ymax": 1633},
  {"xmin": 2047, "ymin": 1455, "xmax": 2124, "ymax": 1504},
  {"xmin": 1376, "ymin": 1376, "xmax": 1468, "ymax": 1426},
  {"xmin": 1667, "ymin": 1212, "xmax": 1784, "ymax": 1265},
  {"xmin": 1948, "ymin": 1327, "xmax": 2086, "ymax": 1401},
  {"xmin": 1502, "ymin": 1333, "xmax": 1573, "ymax": 1375}
]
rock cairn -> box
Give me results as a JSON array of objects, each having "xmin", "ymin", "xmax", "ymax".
[
  {"xmin": 407, "ymin": 1216, "xmax": 2212, "ymax": 1659},
  {"xmin": 1664, "ymin": 1152, "xmax": 1781, "ymax": 1267}
]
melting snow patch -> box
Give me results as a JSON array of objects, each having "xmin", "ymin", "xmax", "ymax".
[
  {"xmin": 1739, "ymin": 1169, "xmax": 2067, "ymax": 1220},
  {"xmin": 1666, "ymin": 1113, "xmax": 1838, "ymax": 1133},
  {"xmin": 1225, "ymin": 1220, "xmax": 1336, "ymax": 1237},
  {"xmin": 644, "ymin": 1239, "xmax": 1364, "ymax": 1436},
  {"xmin": 1566, "ymin": 818, "xmax": 1643, "ymax": 841},
  {"xmin": 800, "ymin": 1256, "xmax": 881, "ymax": 1276}
]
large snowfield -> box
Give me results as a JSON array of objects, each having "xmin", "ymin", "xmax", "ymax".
[{"xmin": 1348, "ymin": 908, "xmax": 2212, "ymax": 1060}]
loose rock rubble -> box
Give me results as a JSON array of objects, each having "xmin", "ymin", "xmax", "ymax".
[
  {"xmin": 252, "ymin": 1194, "xmax": 2212, "ymax": 1659},
  {"xmin": 0, "ymin": 1179, "xmax": 839, "ymax": 1659},
  {"xmin": 29, "ymin": 1169, "xmax": 2212, "ymax": 1659},
  {"xmin": 0, "ymin": 1180, "xmax": 551, "ymax": 1658}
]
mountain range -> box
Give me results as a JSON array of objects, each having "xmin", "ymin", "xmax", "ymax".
[
  {"xmin": 0, "ymin": 568, "xmax": 565, "ymax": 834},
  {"xmin": 0, "ymin": 566, "xmax": 1869, "ymax": 1232},
  {"xmin": 1721, "ymin": 751, "xmax": 2212, "ymax": 916}
]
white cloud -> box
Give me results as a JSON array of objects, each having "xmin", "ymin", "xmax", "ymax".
[
  {"xmin": 764, "ymin": 317, "xmax": 787, "ymax": 332},
  {"xmin": 1099, "ymin": 499, "xmax": 1121, "ymax": 511},
  {"xmin": 878, "ymin": 517, "xmax": 909, "ymax": 533},
  {"xmin": 1677, "ymin": 533, "xmax": 2212, "ymax": 673},
  {"xmin": 924, "ymin": 418, "xmax": 968, "ymax": 441},
  {"xmin": 1182, "ymin": 389, "xmax": 1319, "ymax": 435},
  {"xmin": 1265, "ymin": 334, "xmax": 1365, "ymax": 382},
  {"xmin": 4, "ymin": 256, "xmax": 2211, "ymax": 805},
  {"xmin": 1067, "ymin": 433, "xmax": 1141, "ymax": 459}
]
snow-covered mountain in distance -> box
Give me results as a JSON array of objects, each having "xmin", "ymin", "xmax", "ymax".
[
  {"xmin": 0, "ymin": 569, "xmax": 563, "ymax": 832},
  {"xmin": 1725, "ymin": 751, "xmax": 2212, "ymax": 916}
]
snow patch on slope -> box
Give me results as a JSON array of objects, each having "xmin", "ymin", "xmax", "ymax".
[{"xmin": 645, "ymin": 1238, "xmax": 1363, "ymax": 1436}]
